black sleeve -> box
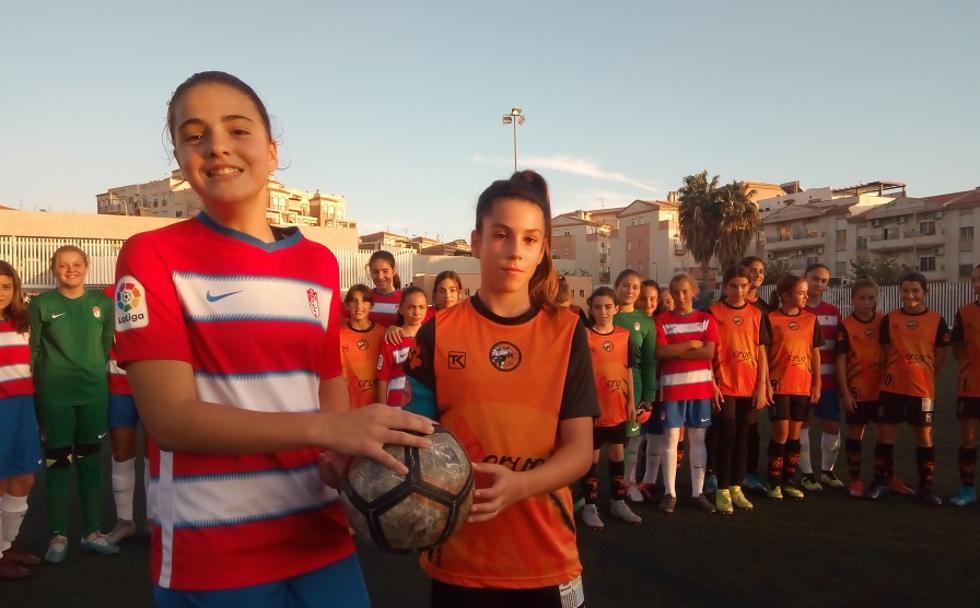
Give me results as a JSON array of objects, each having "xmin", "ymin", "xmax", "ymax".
[
  {"xmin": 404, "ymin": 317, "xmax": 436, "ymax": 391},
  {"xmin": 560, "ymin": 323, "xmax": 601, "ymax": 419},
  {"xmin": 835, "ymin": 323, "xmax": 850, "ymax": 354},
  {"xmin": 879, "ymin": 314, "xmax": 891, "ymax": 345},
  {"xmin": 936, "ymin": 316, "xmax": 951, "ymax": 347},
  {"xmin": 952, "ymin": 312, "xmax": 964, "ymax": 344},
  {"xmin": 758, "ymin": 312, "xmax": 772, "ymax": 347},
  {"xmin": 812, "ymin": 319, "xmax": 823, "ymax": 348}
]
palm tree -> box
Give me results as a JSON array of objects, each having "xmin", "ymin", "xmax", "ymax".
[
  {"xmin": 677, "ymin": 170, "xmax": 721, "ymax": 291},
  {"xmin": 715, "ymin": 181, "xmax": 759, "ymax": 270}
]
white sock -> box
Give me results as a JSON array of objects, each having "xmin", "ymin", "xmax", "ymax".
[
  {"xmin": 625, "ymin": 435, "xmax": 643, "ymax": 484},
  {"xmin": 1, "ymin": 493, "xmax": 29, "ymax": 550},
  {"xmin": 799, "ymin": 427, "xmax": 814, "ymax": 475},
  {"xmin": 144, "ymin": 459, "xmax": 154, "ymax": 525},
  {"xmin": 112, "ymin": 457, "xmax": 136, "ymax": 522},
  {"xmin": 821, "ymin": 432, "xmax": 841, "ymax": 472},
  {"xmin": 688, "ymin": 428, "xmax": 708, "ymax": 497},
  {"xmin": 662, "ymin": 428, "xmax": 681, "ymax": 497},
  {"xmin": 642, "ymin": 434, "xmax": 663, "ymax": 484}
]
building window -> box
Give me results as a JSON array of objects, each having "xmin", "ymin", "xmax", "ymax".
[
  {"xmin": 857, "ymin": 236, "xmax": 868, "ymax": 251},
  {"xmin": 564, "ymin": 248, "xmax": 571, "ymax": 257},
  {"xmin": 961, "ymin": 226, "xmax": 974, "ymax": 240},
  {"xmin": 627, "ymin": 241, "xmax": 632, "ymax": 251},
  {"xmin": 961, "ymin": 264, "xmax": 975, "ymax": 278},
  {"xmin": 778, "ymin": 226, "xmax": 791, "ymax": 241},
  {"xmin": 836, "ymin": 261, "xmax": 847, "ymax": 276},
  {"xmin": 806, "ymin": 256, "xmax": 819, "ymax": 267},
  {"xmin": 919, "ymin": 257, "xmax": 936, "ymax": 272},
  {"xmin": 579, "ymin": 290, "xmax": 585, "ymax": 297},
  {"xmin": 176, "ymin": 210, "xmax": 183, "ymax": 217},
  {"xmin": 919, "ymin": 221, "xmax": 936, "ymax": 236}
]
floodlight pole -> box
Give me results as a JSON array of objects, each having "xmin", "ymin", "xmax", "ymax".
[{"xmin": 502, "ymin": 107, "xmax": 525, "ymax": 173}]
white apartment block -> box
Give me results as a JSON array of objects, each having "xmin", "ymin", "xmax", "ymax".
[{"xmin": 96, "ymin": 170, "xmax": 350, "ymax": 228}]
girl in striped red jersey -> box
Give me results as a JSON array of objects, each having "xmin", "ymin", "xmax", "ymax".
[
  {"xmin": 366, "ymin": 250, "xmax": 403, "ymax": 327},
  {"xmin": 0, "ymin": 261, "xmax": 42, "ymax": 579},
  {"xmin": 114, "ymin": 71, "xmax": 432, "ymax": 607},
  {"xmin": 765, "ymin": 274, "xmax": 822, "ymax": 500},
  {"xmin": 800, "ymin": 263, "xmax": 845, "ymax": 492}
]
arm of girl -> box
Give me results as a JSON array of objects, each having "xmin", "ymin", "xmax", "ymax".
[
  {"xmin": 384, "ymin": 324, "xmax": 404, "ymax": 346},
  {"xmin": 836, "ymin": 353, "xmax": 856, "ymax": 413},
  {"xmin": 468, "ymin": 417, "xmax": 593, "ymax": 523},
  {"xmin": 639, "ymin": 327, "xmax": 657, "ymax": 403},
  {"xmin": 809, "ymin": 347, "xmax": 822, "ymax": 404},
  {"xmin": 27, "ymin": 300, "xmax": 41, "ymax": 372},
  {"xmin": 626, "ymin": 370, "xmax": 636, "ymax": 423},
  {"xmin": 127, "ymin": 360, "xmax": 433, "ymax": 475},
  {"xmin": 677, "ymin": 342, "xmax": 715, "ymax": 360},
  {"xmin": 754, "ymin": 345, "xmax": 770, "ymax": 409}
]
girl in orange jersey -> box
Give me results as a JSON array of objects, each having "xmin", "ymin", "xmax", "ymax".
[
  {"xmin": 707, "ymin": 265, "xmax": 770, "ymax": 514},
  {"xmin": 765, "ymin": 274, "xmax": 822, "ymax": 500},
  {"xmin": 951, "ymin": 264, "xmax": 980, "ymax": 507},
  {"xmin": 404, "ymin": 170, "xmax": 597, "ymax": 608},
  {"xmin": 835, "ymin": 278, "xmax": 889, "ymax": 498},
  {"xmin": 339, "ymin": 285, "xmax": 385, "ymax": 409},
  {"xmin": 873, "ymin": 272, "xmax": 950, "ymax": 505},
  {"xmin": 578, "ymin": 286, "xmax": 640, "ymax": 529}
]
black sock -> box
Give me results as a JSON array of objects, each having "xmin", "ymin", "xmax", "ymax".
[
  {"xmin": 959, "ymin": 447, "xmax": 977, "ymax": 487},
  {"xmin": 768, "ymin": 440, "xmax": 785, "ymax": 488},
  {"xmin": 845, "ymin": 438, "xmax": 862, "ymax": 482},
  {"xmin": 785, "ymin": 438, "xmax": 801, "ymax": 483},
  {"xmin": 608, "ymin": 460, "xmax": 626, "ymax": 501},
  {"xmin": 582, "ymin": 464, "xmax": 599, "ymax": 504},
  {"xmin": 873, "ymin": 442, "xmax": 893, "ymax": 484},
  {"xmin": 916, "ymin": 446, "xmax": 936, "ymax": 490}
]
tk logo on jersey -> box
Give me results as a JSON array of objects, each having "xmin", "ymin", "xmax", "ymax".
[
  {"xmin": 489, "ymin": 341, "xmax": 521, "ymax": 372},
  {"xmin": 448, "ymin": 351, "xmax": 466, "ymax": 369}
]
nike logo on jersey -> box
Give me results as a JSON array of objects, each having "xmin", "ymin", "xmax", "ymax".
[
  {"xmin": 97, "ymin": 432, "xmax": 108, "ymax": 440},
  {"xmin": 206, "ymin": 290, "xmax": 243, "ymax": 302},
  {"xmin": 52, "ymin": 312, "xmax": 66, "ymax": 319}
]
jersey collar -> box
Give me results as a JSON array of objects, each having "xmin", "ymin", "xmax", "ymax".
[
  {"xmin": 196, "ymin": 212, "xmax": 302, "ymax": 252},
  {"xmin": 470, "ymin": 292, "xmax": 540, "ymax": 325}
]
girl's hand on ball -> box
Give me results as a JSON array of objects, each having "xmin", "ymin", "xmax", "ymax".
[
  {"xmin": 467, "ymin": 462, "xmax": 528, "ymax": 523},
  {"xmin": 325, "ymin": 404, "xmax": 434, "ymax": 475}
]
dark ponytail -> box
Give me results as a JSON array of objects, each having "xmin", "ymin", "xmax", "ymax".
[{"xmin": 770, "ymin": 274, "xmax": 804, "ymax": 310}]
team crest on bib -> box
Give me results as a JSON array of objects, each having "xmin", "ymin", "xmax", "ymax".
[
  {"xmin": 307, "ymin": 288, "xmax": 320, "ymax": 319},
  {"xmin": 906, "ymin": 320, "xmax": 919, "ymax": 330},
  {"xmin": 115, "ymin": 276, "xmax": 148, "ymax": 331},
  {"xmin": 489, "ymin": 341, "xmax": 521, "ymax": 372},
  {"xmin": 733, "ymin": 315, "xmax": 744, "ymax": 326},
  {"xmin": 865, "ymin": 328, "xmax": 874, "ymax": 337},
  {"xmin": 788, "ymin": 322, "xmax": 800, "ymax": 331},
  {"xmin": 92, "ymin": 306, "xmax": 101, "ymax": 319},
  {"xmin": 602, "ymin": 341, "xmax": 614, "ymax": 352},
  {"xmin": 357, "ymin": 339, "xmax": 369, "ymax": 351}
]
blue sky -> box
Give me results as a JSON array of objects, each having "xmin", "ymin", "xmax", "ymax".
[{"xmin": 1, "ymin": 1, "xmax": 978, "ymax": 241}]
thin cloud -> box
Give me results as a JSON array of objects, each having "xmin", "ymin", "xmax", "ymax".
[{"xmin": 473, "ymin": 153, "xmax": 658, "ymax": 192}]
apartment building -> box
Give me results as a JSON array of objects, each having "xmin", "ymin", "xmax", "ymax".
[
  {"xmin": 552, "ymin": 211, "xmax": 614, "ymax": 283},
  {"xmin": 96, "ymin": 170, "xmax": 350, "ymax": 228}
]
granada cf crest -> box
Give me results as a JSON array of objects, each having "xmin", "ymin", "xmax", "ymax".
[
  {"xmin": 307, "ymin": 288, "xmax": 320, "ymax": 319},
  {"xmin": 488, "ymin": 341, "xmax": 522, "ymax": 372}
]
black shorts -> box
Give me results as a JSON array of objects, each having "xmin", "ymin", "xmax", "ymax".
[
  {"xmin": 956, "ymin": 397, "xmax": 980, "ymax": 421},
  {"xmin": 769, "ymin": 395, "xmax": 810, "ymax": 422},
  {"xmin": 878, "ymin": 391, "xmax": 935, "ymax": 427},
  {"xmin": 431, "ymin": 577, "xmax": 585, "ymax": 608},
  {"xmin": 845, "ymin": 401, "xmax": 879, "ymax": 426},
  {"xmin": 593, "ymin": 422, "xmax": 627, "ymax": 449}
]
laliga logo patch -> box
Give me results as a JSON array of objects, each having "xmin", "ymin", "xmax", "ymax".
[
  {"xmin": 602, "ymin": 341, "xmax": 614, "ymax": 352},
  {"xmin": 357, "ymin": 339, "xmax": 369, "ymax": 351},
  {"xmin": 115, "ymin": 276, "xmax": 148, "ymax": 330},
  {"xmin": 489, "ymin": 341, "xmax": 521, "ymax": 372},
  {"xmin": 788, "ymin": 321, "xmax": 800, "ymax": 331},
  {"xmin": 307, "ymin": 288, "xmax": 320, "ymax": 319},
  {"xmin": 906, "ymin": 319, "xmax": 919, "ymax": 330},
  {"xmin": 733, "ymin": 315, "xmax": 744, "ymax": 327}
]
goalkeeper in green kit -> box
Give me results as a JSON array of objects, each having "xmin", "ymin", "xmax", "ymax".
[{"xmin": 28, "ymin": 245, "xmax": 117, "ymax": 562}]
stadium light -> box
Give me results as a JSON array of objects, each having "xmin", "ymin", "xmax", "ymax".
[{"xmin": 501, "ymin": 107, "xmax": 526, "ymax": 172}]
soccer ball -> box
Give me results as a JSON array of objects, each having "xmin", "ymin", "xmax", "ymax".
[{"xmin": 340, "ymin": 425, "xmax": 474, "ymax": 552}]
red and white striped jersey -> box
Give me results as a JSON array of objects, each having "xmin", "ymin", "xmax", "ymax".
[
  {"xmin": 113, "ymin": 213, "xmax": 352, "ymax": 591},
  {"xmin": 655, "ymin": 310, "xmax": 719, "ymax": 402},
  {"xmin": 806, "ymin": 300, "xmax": 842, "ymax": 393},
  {"xmin": 0, "ymin": 320, "xmax": 32, "ymax": 399}
]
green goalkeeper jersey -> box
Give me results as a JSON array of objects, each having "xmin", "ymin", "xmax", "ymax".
[{"xmin": 28, "ymin": 289, "xmax": 113, "ymax": 408}]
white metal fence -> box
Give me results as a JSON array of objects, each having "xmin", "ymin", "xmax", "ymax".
[
  {"xmin": 1, "ymin": 235, "xmax": 415, "ymax": 293},
  {"xmin": 756, "ymin": 282, "xmax": 975, "ymax": 322}
]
